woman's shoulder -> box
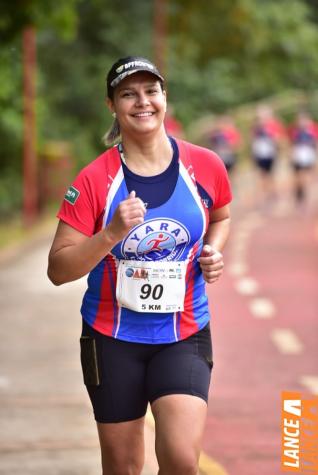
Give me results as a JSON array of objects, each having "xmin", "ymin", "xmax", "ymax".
[
  {"xmin": 78, "ymin": 145, "xmax": 121, "ymax": 179},
  {"xmin": 176, "ymin": 138, "xmax": 226, "ymax": 169}
]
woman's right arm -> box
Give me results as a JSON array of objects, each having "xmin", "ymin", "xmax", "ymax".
[{"xmin": 47, "ymin": 191, "xmax": 145, "ymax": 286}]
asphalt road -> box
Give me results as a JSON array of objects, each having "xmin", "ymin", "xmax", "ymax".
[{"xmin": 202, "ymin": 165, "xmax": 318, "ymax": 475}]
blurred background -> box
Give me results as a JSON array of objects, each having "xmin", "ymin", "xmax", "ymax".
[
  {"xmin": 1, "ymin": 0, "xmax": 318, "ymax": 227},
  {"xmin": 0, "ymin": 1, "xmax": 317, "ymax": 475}
]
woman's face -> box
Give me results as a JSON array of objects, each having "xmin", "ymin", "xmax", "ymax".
[{"xmin": 108, "ymin": 71, "xmax": 167, "ymax": 138}]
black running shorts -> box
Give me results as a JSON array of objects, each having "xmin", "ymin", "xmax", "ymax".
[
  {"xmin": 80, "ymin": 319, "xmax": 213, "ymax": 423},
  {"xmin": 254, "ymin": 157, "xmax": 275, "ymax": 173}
]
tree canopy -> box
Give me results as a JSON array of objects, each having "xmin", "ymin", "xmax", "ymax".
[{"xmin": 1, "ymin": 0, "xmax": 318, "ymax": 215}]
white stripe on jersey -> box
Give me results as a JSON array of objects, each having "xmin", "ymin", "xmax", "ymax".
[
  {"xmin": 103, "ymin": 167, "xmax": 125, "ymax": 229},
  {"xmin": 173, "ymin": 312, "xmax": 178, "ymax": 342},
  {"xmin": 179, "ymin": 161, "xmax": 207, "ymax": 242},
  {"xmin": 114, "ymin": 306, "xmax": 122, "ymax": 338}
]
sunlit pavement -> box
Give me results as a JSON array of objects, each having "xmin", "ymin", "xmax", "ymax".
[
  {"xmin": 0, "ymin": 238, "xmax": 158, "ymax": 475},
  {"xmin": 203, "ymin": 163, "xmax": 318, "ymax": 474}
]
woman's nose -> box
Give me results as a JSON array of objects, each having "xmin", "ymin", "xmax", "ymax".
[{"xmin": 135, "ymin": 92, "xmax": 150, "ymax": 106}]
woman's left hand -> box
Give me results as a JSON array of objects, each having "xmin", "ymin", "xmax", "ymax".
[{"xmin": 198, "ymin": 244, "xmax": 224, "ymax": 284}]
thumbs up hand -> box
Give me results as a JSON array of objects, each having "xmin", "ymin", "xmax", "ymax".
[{"xmin": 106, "ymin": 190, "xmax": 146, "ymax": 244}]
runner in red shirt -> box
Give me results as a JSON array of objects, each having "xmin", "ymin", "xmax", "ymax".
[
  {"xmin": 47, "ymin": 55, "xmax": 232, "ymax": 475},
  {"xmin": 208, "ymin": 115, "xmax": 241, "ymax": 173},
  {"xmin": 251, "ymin": 105, "xmax": 286, "ymax": 204},
  {"xmin": 288, "ymin": 111, "xmax": 318, "ymax": 203}
]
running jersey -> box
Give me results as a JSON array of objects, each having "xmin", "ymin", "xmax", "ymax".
[
  {"xmin": 252, "ymin": 126, "xmax": 277, "ymax": 159},
  {"xmin": 209, "ymin": 130, "xmax": 236, "ymax": 168},
  {"xmin": 252, "ymin": 119, "xmax": 285, "ymax": 159},
  {"xmin": 290, "ymin": 125, "xmax": 318, "ymax": 167},
  {"xmin": 58, "ymin": 139, "xmax": 232, "ymax": 344}
]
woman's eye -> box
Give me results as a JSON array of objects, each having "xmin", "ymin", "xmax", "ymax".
[
  {"xmin": 121, "ymin": 91, "xmax": 134, "ymax": 97},
  {"xmin": 147, "ymin": 88, "xmax": 159, "ymax": 94}
]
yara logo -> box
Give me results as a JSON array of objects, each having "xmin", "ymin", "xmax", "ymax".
[{"xmin": 121, "ymin": 218, "xmax": 190, "ymax": 261}]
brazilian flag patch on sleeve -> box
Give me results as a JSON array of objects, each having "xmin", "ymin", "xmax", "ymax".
[{"xmin": 64, "ymin": 186, "xmax": 80, "ymax": 205}]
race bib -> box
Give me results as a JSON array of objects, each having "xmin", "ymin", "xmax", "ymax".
[{"xmin": 116, "ymin": 260, "xmax": 186, "ymax": 313}]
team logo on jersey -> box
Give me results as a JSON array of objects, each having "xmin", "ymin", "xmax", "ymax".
[
  {"xmin": 122, "ymin": 218, "xmax": 190, "ymax": 261},
  {"xmin": 64, "ymin": 186, "xmax": 80, "ymax": 205}
]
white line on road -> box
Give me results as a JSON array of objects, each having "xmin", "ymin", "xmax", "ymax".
[
  {"xmin": 271, "ymin": 199, "xmax": 293, "ymax": 217},
  {"xmin": 270, "ymin": 328, "xmax": 303, "ymax": 354},
  {"xmin": 0, "ymin": 376, "xmax": 10, "ymax": 389},
  {"xmin": 228, "ymin": 262, "xmax": 249, "ymax": 277},
  {"xmin": 240, "ymin": 213, "xmax": 265, "ymax": 230},
  {"xmin": 234, "ymin": 230, "xmax": 251, "ymax": 241},
  {"xmin": 249, "ymin": 297, "xmax": 276, "ymax": 319},
  {"xmin": 299, "ymin": 375, "xmax": 318, "ymax": 395},
  {"xmin": 235, "ymin": 277, "xmax": 259, "ymax": 296},
  {"xmin": 230, "ymin": 241, "xmax": 248, "ymax": 255}
]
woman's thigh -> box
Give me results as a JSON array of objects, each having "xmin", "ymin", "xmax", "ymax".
[
  {"xmin": 97, "ymin": 417, "xmax": 145, "ymax": 473},
  {"xmin": 80, "ymin": 320, "xmax": 149, "ymax": 423},
  {"xmin": 146, "ymin": 324, "xmax": 212, "ymax": 471},
  {"xmin": 146, "ymin": 323, "xmax": 213, "ymax": 404},
  {"xmin": 152, "ymin": 394, "xmax": 207, "ymax": 471}
]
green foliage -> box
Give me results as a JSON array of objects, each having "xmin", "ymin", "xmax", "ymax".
[
  {"xmin": 0, "ymin": 39, "xmax": 23, "ymax": 180},
  {"xmin": 0, "ymin": 168, "xmax": 22, "ymax": 217},
  {"xmin": 36, "ymin": 0, "xmax": 154, "ymax": 170},
  {"xmin": 168, "ymin": 0, "xmax": 318, "ymax": 122},
  {"xmin": 0, "ymin": 0, "xmax": 79, "ymax": 42},
  {"xmin": 2, "ymin": 0, "xmax": 318, "ymax": 217}
]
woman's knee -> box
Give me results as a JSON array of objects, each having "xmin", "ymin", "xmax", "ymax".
[
  {"xmin": 101, "ymin": 451, "xmax": 144, "ymax": 475},
  {"xmin": 97, "ymin": 418, "xmax": 145, "ymax": 475},
  {"xmin": 157, "ymin": 449, "xmax": 199, "ymax": 475}
]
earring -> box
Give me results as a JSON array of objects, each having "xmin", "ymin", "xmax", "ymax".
[{"xmin": 112, "ymin": 112, "xmax": 117, "ymax": 118}]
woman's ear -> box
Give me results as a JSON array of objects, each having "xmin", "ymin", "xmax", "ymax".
[
  {"xmin": 163, "ymin": 90, "xmax": 167, "ymax": 113},
  {"xmin": 106, "ymin": 98, "xmax": 114, "ymax": 114}
]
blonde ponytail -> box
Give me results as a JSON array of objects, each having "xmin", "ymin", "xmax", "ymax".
[{"xmin": 103, "ymin": 118, "xmax": 121, "ymax": 145}]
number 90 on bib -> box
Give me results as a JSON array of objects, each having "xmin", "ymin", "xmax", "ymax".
[{"xmin": 116, "ymin": 260, "xmax": 186, "ymax": 313}]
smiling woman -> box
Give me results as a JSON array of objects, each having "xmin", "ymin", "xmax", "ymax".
[
  {"xmin": 47, "ymin": 55, "xmax": 232, "ymax": 475},
  {"xmin": 108, "ymin": 71, "xmax": 167, "ymax": 150},
  {"xmin": 104, "ymin": 57, "xmax": 165, "ymax": 147}
]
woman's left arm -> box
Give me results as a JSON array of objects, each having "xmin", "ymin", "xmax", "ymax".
[{"xmin": 199, "ymin": 204, "xmax": 231, "ymax": 284}]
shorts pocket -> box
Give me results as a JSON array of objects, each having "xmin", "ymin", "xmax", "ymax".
[{"xmin": 80, "ymin": 320, "xmax": 103, "ymax": 386}]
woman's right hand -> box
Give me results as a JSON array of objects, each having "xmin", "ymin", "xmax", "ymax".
[{"xmin": 106, "ymin": 190, "xmax": 146, "ymax": 244}]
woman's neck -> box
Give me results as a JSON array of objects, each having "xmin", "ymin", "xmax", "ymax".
[{"xmin": 120, "ymin": 129, "xmax": 173, "ymax": 176}]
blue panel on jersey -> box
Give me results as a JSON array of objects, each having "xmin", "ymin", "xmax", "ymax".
[
  {"xmin": 117, "ymin": 308, "xmax": 177, "ymax": 343},
  {"xmin": 81, "ymin": 259, "xmax": 107, "ymax": 325},
  {"xmin": 120, "ymin": 137, "xmax": 213, "ymax": 210},
  {"xmin": 196, "ymin": 182, "xmax": 213, "ymax": 209},
  {"xmin": 120, "ymin": 137, "xmax": 179, "ymax": 209}
]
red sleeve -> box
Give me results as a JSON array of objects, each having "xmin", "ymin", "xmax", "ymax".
[
  {"xmin": 288, "ymin": 125, "xmax": 296, "ymax": 140},
  {"xmin": 183, "ymin": 142, "xmax": 232, "ymax": 210},
  {"xmin": 312, "ymin": 123, "xmax": 318, "ymax": 139},
  {"xmin": 57, "ymin": 154, "xmax": 108, "ymax": 237},
  {"xmin": 211, "ymin": 153, "xmax": 233, "ymax": 209},
  {"xmin": 224, "ymin": 126, "xmax": 241, "ymax": 147},
  {"xmin": 268, "ymin": 119, "xmax": 286, "ymax": 139}
]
